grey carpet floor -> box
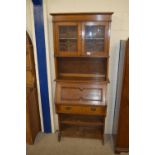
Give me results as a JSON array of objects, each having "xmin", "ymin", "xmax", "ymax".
[{"xmin": 27, "ymin": 132, "xmax": 128, "ymax": 155}]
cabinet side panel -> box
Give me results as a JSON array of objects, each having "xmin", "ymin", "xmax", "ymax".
[
  {"xmin": 116, "ymin": 39, "xmax": 129, "ymax": 149},
  {"xmin": 112, "ymin": 41, "xmax": 126, "ymax": 135}
]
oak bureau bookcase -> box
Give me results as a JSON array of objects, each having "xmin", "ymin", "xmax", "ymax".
[{"xmin": 50, "ymin": 12, "xmax": 113, "ymax": 143}]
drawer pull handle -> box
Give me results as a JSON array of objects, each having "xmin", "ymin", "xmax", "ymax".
[
  {"xmin": 65, "ymin": 107, "xmax": 72, "ymax": 110},
  {"xmin": 91, "ymin": 107, "xmax": 96, "ymax": 111}
]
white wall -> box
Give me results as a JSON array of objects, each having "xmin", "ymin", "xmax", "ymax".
[
  {"xmin": 45, "ymin": 0, "xmax": 129, "ymax": 134},
  {"xmin": 26, "ymin": 0, "xmax": 33, "ymax": 38}
]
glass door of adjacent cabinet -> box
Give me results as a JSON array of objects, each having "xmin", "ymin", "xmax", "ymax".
[
  {"xmin": 55, "ymin": 22, "xmax": 81, "ymax": 56},
  {"xmin": 82, "ymin": 22, "xmax": 109, "ymax": 56}
]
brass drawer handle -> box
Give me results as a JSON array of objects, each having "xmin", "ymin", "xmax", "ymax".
[
  {"xmin": 90, "ymin": 107, "xmax": 96, "ymax": 111},
  {"xmin": 65, "ymin": 106, "xmax": 72, "ymax": 110}
]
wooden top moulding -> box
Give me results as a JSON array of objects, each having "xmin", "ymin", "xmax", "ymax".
[
  {"xmin": 50, "ymin": 12, "xmax": 114, "ymax": 22},
  {"xmin": 50, "ymin": 12, "xmax": 114, "ymax": 15}
]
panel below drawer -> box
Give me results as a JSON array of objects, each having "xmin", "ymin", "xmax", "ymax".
[{"xmin": 56, "ymin": 105, "xmax": 107, "ymax": 116}]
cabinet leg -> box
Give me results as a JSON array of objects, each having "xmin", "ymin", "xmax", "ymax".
[
  {"xmin": 102, "ymin": 135, "xmax": 104, "ymax": 145},
  {"xmin": 57, "ymin": 114, "xmax": 62, "ymax": 142},
  {"xmin": 58, "ymin": 131, "xmax": 61, "ymax": 142},
  {"xmin": 114, "ymin": 150, "xmax": 120, "ymax": 154},
  {"xmin": 102, "ymin": 118, "xmax": 105, "ymax": 145}
]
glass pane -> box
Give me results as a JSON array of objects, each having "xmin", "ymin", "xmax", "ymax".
[
  {"xmin": 85, "ymin": 25, "xmax": 105, "ymax": 52},
  {"xmin": 59, "ymin": 26, "xmax": 78, "ymax": 52},
  {"xmin": 59, "ymin": 39, "xmax": 77, "ymax": 51}
]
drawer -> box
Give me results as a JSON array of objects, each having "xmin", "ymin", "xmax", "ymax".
[
  {"xmin": 84, "ymin": 106, "xmax": 107, "ymax": 115},
  {"xmin": 55, "ymin": 82, "xmax": 107, "ymax": 105},
  {"xmin": 56, "ymin": 105, "xmax": 107, "ymax": 116}
]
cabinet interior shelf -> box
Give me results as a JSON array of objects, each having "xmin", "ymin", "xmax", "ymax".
[
  {"xmin": 61, "ymin": 120, "xmax": 103, "ymax": 126},
  {"xmin": 58, "ymin": 74, "xmax": 107, "ymax": 82},
  {"xmin": 61, "ymin": 114, "xmax": 103, "ymax": 127},
  {"xmin": 56, "ymin": 77, "xmax": 109, "ymax": 83},
  {"xmin": 59, "ymin": 73, "xmax": 105, "ymax": 78},
  {"xmin": 57, "ymin": 57, "xmax": 108, "ymax": 82},
  {"xmin": 60, "ymin": 114, "xmax": 104, "ymax": 139},
  {"xmin": 61, "ymin": 125, "xmax": 103, "ymax": 139}
]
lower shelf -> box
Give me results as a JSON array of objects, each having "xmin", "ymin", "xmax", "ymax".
[
  {"xmin": 61, "ymin": 125, "xmax": 103, "ymax": 139},
  {"xmin": 61, "ymin": 114, "xmax": 104, "ymax": 127}
]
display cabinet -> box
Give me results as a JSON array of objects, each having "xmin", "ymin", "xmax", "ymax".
[{"xmin": 51, "ymin": 12, "xmax": 113, "ymax": 143}]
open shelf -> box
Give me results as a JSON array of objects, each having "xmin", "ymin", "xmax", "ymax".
[
  {"xmin": 59, "ymin": 73, "xmax": 105, "ymax": 78},
  {"xmin": 61, "ymin": 120, "xmax": 103, "ymax": 126},
  {"xmin": 61, "ymin": 114, "xmax": 104, "ymax": 127},
  {"xmin": 57, "ymin": 75, "xmax": 107, "ymax": 82},
  {"xmin": 57, "ymin": 57, "xmax": 108, "ymax": 81},
  {"xmin": 61, "ymin": 125, "xmax": 103, "ymax": 139}
]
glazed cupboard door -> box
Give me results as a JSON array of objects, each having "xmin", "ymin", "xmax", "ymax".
[
  {"xmin": 54, "ymin": 22, "xmax": 81, "ymax": 56},
  {"xmin": 82, "ymin": 22, "xmax": 109, "ymax": 57}
]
